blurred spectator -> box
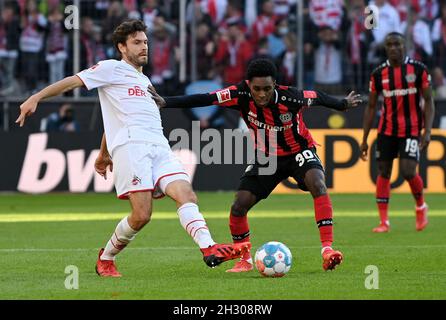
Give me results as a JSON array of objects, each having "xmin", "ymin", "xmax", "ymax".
[
  {"xmin": 80, "ymin": 17, "xmax": 106, "ymax": 70},
  {"xmin": 102, "ymin": 0, "xmax": 128, "ymax": 58},
  {"xmin": 19, "ymin": 0, "xmax": 47, "ymax": 94},
  {"xmin": 251, "ymin": 37, "xmax": 274, "ymax": 61},
  {"xmin": 416, "ymin": 0, "xmax": 439, "ymax": 26},
  {"xmin": 186, "ymin": 0, "xmax": 214, "ymax": 27},
  {"xmin": 301, "ymin": 6, "xmax": 319, "ymax": 90},
  {"xmin": 193, "ymin": 0, "xmax": 229, "ymax": 26},
  {"xmin": 432, "ymin": 3, "xmax": 446, "ymax": 74},
  {"xmin": 401, "ymin": 4, "xmax": 433, "ymax": 65},
  {"xmin": 347, "ymin": 0, "xmax": 373, "ymax": 93},
  {"xmin": 142, "ymin": 0, "xmax": 165, "ymax": 30},
  {"xmin": 148, "ymin": 15, "xmax": 178, "ymax": 95},
  {"xmin": 46, "ymin": 4, "xmax": 67, "ymax": 84},
  {"xmin": 267, "ymin": 18, "xmax": 288, "ymax": 59},
  {"xmin": 218, "ymin": 0, "xmax": 245, "ymax": 34},
  {"xmin": 0, "ymin": 3, "xmax": 21, "ymax": 96},
  {"xmin": 79, "ymin": 0, "xmax": 109, "ymax": 20},
  {"xmin": 94, "ymin": 0, "xmax": 110, "ymax": 21},
  {"xmin": 41, "ymin": 104, "xmax": 80, "ymax": 132},
  {"xmin": 250, "ymin": 0, "xmax": 277, "ymax": 46},
  {"xmin": 194, "ymin": 21, "xmax": 216, "ymax": 80},
  {"xmin": 245, "ymin": 0, "xmax": 258, "ymax": 30},
  {"xmin": 184, "ymin": 76, "xmax": 226, "ymax": 129},
  {"xmin": 432, "ymin": 67, "xmax": 446, "ymax": 99},
  {"xmin": 309, "ymin": 0, "xmax": 344, "ymax": 31},
  {"xmin": 79, "ymin": 17, "xmax": 106, "ymax": 96},
  {"xmin": 389, "ymin": 0, "xmax": 409, "ymax": 22},
  {"xmin": 214, "ymin": 21, "xmax": 253, "ymax": 85},
  {"xmin": 271, "ymin": 0, "xmax": 297, "ymax": 17},
  {"xmin": 123, "ymin": 0, "xmax": 141, "ymax": 19},
  {"xmin": 276, "ymin": 33, "xmax": 298, "ymax": 86},
  {"xmin": 314, "ymin": 25, "xmax": 342, "ymax": 95},
  {"xmin": 368, "ymin": 0, "xmax": 401, "ymax": 65}
]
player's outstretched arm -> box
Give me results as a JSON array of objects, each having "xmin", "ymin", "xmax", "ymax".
[
  {"xmin": 360, "ymin": 91, "xmax": 379, "ymax": 161},
  {"xmin": 148, "ymin": 85, "xmax": 213, "ymax": 108},
  {"xmin": 420, "ymin": 86, "xmax": 435, "ymax": 150},
  {"xmin": 148, "ymin": 86, "xmax": 239, "ymax": 109},
  {"xmin": 15, "ymin": 75, "xmax": 84, "ymax": 127},
  {"xmin": 313, "ymin": 90, "xmax": 362, "ymax": 111}
]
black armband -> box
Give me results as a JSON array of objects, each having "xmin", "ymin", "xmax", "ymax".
[{"xmin": 164, "ymin": 94, "xmax": 215, "ymax": 108}]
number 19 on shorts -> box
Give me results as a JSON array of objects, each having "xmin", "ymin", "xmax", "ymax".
[{"xmin": 405, "ymin": 138, "xmax": 419, "ymax": 159}]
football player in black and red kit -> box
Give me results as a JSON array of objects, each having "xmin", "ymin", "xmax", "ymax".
[
  {"xmin": 150, "ymin": 59, "xmax": 362, "ymax": 272},
  {"xmin": 360, "ymin": 32, "xmax": 435, "ymax": 233}
]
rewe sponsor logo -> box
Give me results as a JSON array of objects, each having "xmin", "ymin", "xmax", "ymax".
[{"xmin": 128, "ymin": 86, "xmax": 147, "ymax": 97}]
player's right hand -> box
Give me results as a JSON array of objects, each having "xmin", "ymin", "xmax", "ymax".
[
  {"xmin": 15, "ymin": 97, "xmax": 39, "ymax": 127},
  {"xmin": 148, "ymin": 85, "xmax": 166, "ymax": 109},
  {"xmin": 360, "ymin": 142, "xmax": 368, "ymax": 161},
  {"xmin": 95, "ymin": 154, "xmax": 113, "ymax": 180}
]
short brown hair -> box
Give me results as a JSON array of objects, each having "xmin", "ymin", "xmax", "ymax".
[{"xmin": 112, "ymin": 19, "xmax": 147, "ymax": 57}]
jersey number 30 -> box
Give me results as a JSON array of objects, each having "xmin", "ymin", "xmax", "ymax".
[{"xmin": 295, "ymin": 150, "xmax": 314, "ymax": 167}]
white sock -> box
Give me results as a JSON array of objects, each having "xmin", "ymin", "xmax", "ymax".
[
  {"xmin": 101, "ymin": 216, "xmax": 138, "ymax": 261},
  {"xmin": 177, "ymin": 203, "xmax": 216, "ymax": 249}
]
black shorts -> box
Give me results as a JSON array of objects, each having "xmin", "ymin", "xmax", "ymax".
[
  {"xmin": 238, "ymin": 148, "xmax": 324, "ymax": 200},
  {"xmin": 375, "ymin": 134, "xmax": 420, "ymax": 162}
]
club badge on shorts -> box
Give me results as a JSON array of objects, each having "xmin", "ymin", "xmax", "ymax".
[{"xmin": 132, "ymin": 175, "xmax": 141, "ymax": 185}]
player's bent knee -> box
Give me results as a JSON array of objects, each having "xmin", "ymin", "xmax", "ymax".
[
  {"xmin": 309, "ymin": 180, "xmax": 327, "ymax": 198},
  {"xmin": 131, "ymin": 216, "xmax": 151, "ymax": 230},
  {"xmin": 402, "ymin": 172, "xmax": 416, "ymax": 181},
  {"xmin": 129, "ymin": 210, "xmax": 152, "ymax": 230},
  {"xmin": 231, "ymin": 202, "xmax": 249, "ymax": 217},
  {"xmin": 176, "ymin": 189, "xmax": 198, "ymax": 206}
]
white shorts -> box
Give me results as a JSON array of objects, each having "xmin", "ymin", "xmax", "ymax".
[{"xmin": 112, "ymin": 142, "xmax": 190, "ymax": 200}]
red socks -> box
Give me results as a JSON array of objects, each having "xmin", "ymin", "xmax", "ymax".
[
  {"xmin": 314, "ymin": 195, "xmax": 333, "ymax": 248},
  {"xmin": 229, "ymin": 213, "xmax": 250, "ymax": 244},
  {"xmin": 376, "ymin": 176, "xmax": 390, "ymax": 225},
  {"xmin": 229, "ymin": 213, "xmax": 251, "ymax": 260},
  {"xmin": 408, "ymin": 174, "xmax": 425, "ymax": 207}
]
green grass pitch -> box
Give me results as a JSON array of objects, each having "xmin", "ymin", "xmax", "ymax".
[{"xmin": 0, "ymin": 192, "xmax": 445, "ymax": 300}]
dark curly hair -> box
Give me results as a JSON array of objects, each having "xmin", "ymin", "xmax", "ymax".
[
  {"xmin": 112, "ymin": 19, "xmax": 147, "ymax": 57},
  {"xmin": 246, "ymin": 58, "xmax": 277, "ymax": 81}
]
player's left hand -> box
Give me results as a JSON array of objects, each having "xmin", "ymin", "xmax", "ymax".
[
  {"xmin": 344, "ymin": 91, "xmax": 363, "ymax": 110},
  {"xmin": 95, "ymin": 154, "xmax": 113, "ymax": 180},
  {"xmin": 419, "ymin": 130, "xmax": 431, "ymax": 150},
  {"xmin": 148, "ymin": 85, "xmax": 166, "ymax": 109}
]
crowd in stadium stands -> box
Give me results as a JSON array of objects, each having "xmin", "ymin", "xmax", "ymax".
[{"xmin": 1, "ymin": 0, "xmax": 446, "ymax": 100}]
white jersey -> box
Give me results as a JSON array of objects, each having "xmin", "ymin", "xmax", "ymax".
[{"xmin": 76, "ymin": 59, "xmax": 169, "ymax": 155}]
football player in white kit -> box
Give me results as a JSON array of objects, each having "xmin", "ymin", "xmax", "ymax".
[{"xmin": 16, "ymin": 20, "xmax": 250, "ymax": 277}]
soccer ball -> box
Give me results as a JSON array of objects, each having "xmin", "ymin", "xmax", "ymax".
[{"xmin": 254, "ymin": 241, "xmax": 292, "ymax": 277}]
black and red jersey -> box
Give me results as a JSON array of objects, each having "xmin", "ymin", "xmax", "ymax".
[
  {"xmin": 165, "ymin": 80, "xmax": 347, "ymax": 156},
  {"xmin": 369, "ymin": 57, "xmax": 432, "ymax": 138}
]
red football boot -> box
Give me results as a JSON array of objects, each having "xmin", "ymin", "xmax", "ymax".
[
  {"xmin": 322, "ymin": 247, "xmax": 343, "ymax": 271},
  {"xmin": 416, "ymin": 204, "xmax": 428, "ymax": 231},
  {"xmin": 226, "ymin": 259, "xmax": 254, "ymax": 273},
  {"xmin": 372, "ymin": 222, "xmax": 390, "ymax": 233},
  {"xmin": 95, "ymin": 248, "xmax": 122, "ymax": 277},
  {"xmin": 201, "ymin": 242, "xmax": 251, "ymax": 268}
]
